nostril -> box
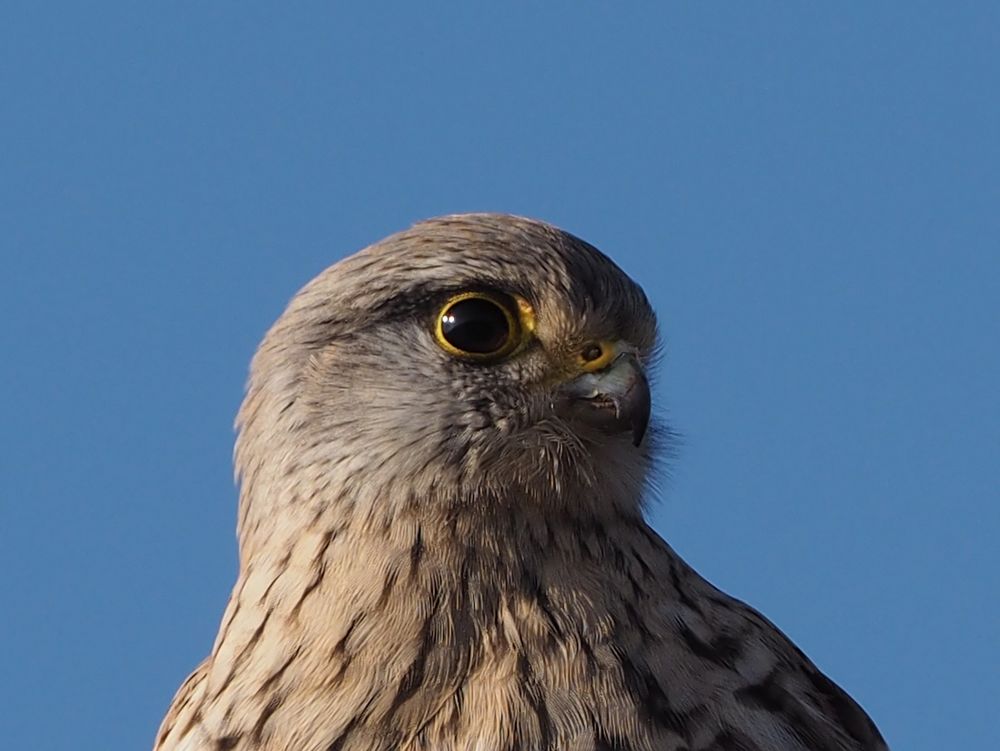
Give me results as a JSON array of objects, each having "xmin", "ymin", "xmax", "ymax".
[{"xmin": 581, "ymin": 343, "xmax": 604, "ymax": 362}]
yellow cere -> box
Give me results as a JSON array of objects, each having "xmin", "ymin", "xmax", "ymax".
[{"xmin": 578, "ymin": 340, "xmax": 618, "ymax": 372}]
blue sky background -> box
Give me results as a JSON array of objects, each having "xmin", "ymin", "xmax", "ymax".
[{"xmin": 2, "ymin": 3, "xmax": 998, "ymax": 749}]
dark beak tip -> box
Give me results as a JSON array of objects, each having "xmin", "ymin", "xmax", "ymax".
[{"xmin": 629, "ymin": 383, "xmax": 652, "ymax": 447}]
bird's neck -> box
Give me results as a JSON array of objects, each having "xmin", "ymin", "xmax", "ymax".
[
  {"xmin": 234, "ymin": 488, "xmax": 652, "ymax": 621},
  {"xmin": 195, "ymin": 491, "xmax": 666, "ymax": 748}
]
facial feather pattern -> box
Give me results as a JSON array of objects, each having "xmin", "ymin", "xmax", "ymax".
[{"xmin": 155, "ymin": 214, "xmax": 888, "ymax": 751}]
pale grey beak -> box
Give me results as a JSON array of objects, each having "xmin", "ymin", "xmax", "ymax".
[{"xmin": 557, "ymin": 353, "xmax": 651, "ymax": 446}]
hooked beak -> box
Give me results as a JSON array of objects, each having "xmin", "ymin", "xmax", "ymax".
[{"xmin": 557, "ymin": 352, "xmax": 651, "ymax": 446}]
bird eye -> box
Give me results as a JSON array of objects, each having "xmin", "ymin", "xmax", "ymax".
[{"xmin": 435, "ymin": 292, "xmax": 521, "ymax": 360}]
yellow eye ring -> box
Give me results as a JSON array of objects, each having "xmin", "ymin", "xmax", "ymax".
[{"xmin": 433, "ymin": 291, "xmax": 529, "ymax": 361}]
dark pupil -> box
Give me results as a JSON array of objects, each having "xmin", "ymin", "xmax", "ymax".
[{"xmin": 441, "ymin": 298, "xmax": 511, "ymax": 354}]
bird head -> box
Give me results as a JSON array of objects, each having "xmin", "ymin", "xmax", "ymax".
[{"xmin": 235, "ymin": 214, "xmax": 660, "ymax": 550}]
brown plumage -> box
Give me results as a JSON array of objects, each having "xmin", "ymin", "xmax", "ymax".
[{"xmin": 155, "ymin": 214, "xmax": 888, "ymax": 751}]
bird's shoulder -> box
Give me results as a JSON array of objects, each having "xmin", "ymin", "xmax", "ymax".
[
  {"xmin": 627, "ymin": 526, "xmax": 888, "ymax": 751},
  {"xmin": 153, "ymin": 658, "xmax": 211, "ymax": 751}
]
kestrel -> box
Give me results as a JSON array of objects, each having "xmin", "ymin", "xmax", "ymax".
[{"xmin": 155, "ymin": 214, "xmax": 888, "ymax": 751}]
